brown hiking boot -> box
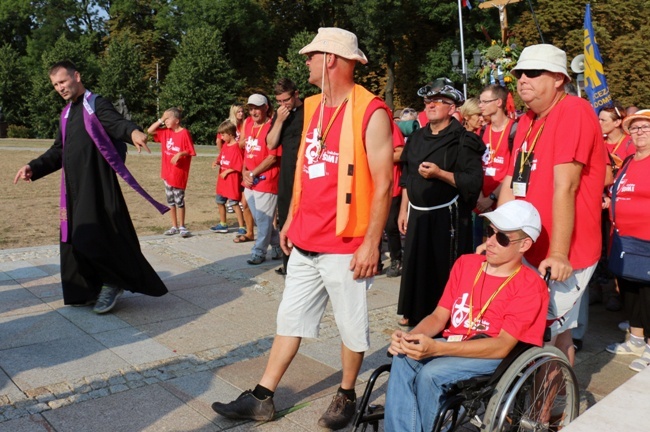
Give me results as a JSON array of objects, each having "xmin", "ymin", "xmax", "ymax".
[
  {"xmin": 211, "ymin": 390, "xmax": 275, "ymax": 421},
  {"xmin": 317, "ymin": 390, "xmax": 357, "ymax": 430}
]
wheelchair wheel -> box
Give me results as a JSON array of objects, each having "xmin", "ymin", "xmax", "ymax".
[{"xmin": 482, "ymin": 345, "xmax": 579, "ymax": 431}]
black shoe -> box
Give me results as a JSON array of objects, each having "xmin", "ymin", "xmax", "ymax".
[
  {"xmin": 274, "ymin": 267, "xmax": 286, "ymax": 276},
  {"xmin": 573, "ymin": 338, "xmax": 583, "ymax": 352},
  {"xmin": 211, "ymin": 390, "xmax": 275, "ymax": 421},
  {"xmin": 317, "ymin": 390, "xmax": 357, "ymax": 430},
  {"xmin": 386, "ymin": 259, "xmax": 402, "ymax": 278}
]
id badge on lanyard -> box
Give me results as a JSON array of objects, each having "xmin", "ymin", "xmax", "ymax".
[{"xmin": 512, "ymin": 149, "xmax": 533, "ymax": 197}]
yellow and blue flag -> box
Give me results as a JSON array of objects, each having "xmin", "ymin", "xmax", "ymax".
[{"xmin": 584, "ymin": 3, "xmax": 612, "ymax": 111}]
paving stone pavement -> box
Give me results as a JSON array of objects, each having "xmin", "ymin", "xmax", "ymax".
[{"xmin": 0, "ymin": 231, "xmax": 640, "ymax": 431}]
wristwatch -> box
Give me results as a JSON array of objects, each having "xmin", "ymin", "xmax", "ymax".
[{"xmin": 489, "ymin": 192, "xmax": 497, "ymax": 201}]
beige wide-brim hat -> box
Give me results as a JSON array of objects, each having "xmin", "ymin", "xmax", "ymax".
[
  {"xmin": 299, "ymin": 27, "xmax": 368, "ymax": 64},
  {"xmin": 512, "ymin": 44, "xmax": 571, "ymax": 82},
  {"xmin": 622, "ymin": 109, "xmax": 650, "ymax": 133}
]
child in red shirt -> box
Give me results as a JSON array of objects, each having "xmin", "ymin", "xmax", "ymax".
[
  {"xmin": 211, "ymin": 121, "xmax": 245, "ymax": 234},
  {"xmin": 147, "ymin": 107, "xmax": 196, "ymax": 237}
]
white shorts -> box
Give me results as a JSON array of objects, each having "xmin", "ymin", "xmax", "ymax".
[
  {"xmin": 524, "ymin": 259, "xmax": 597, "ymax": 335},
  {"xmin": 276, "ymin": 249, "xmax": 372, "ymax": 352}
]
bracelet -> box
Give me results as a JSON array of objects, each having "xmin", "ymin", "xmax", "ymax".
[{"xmin": 489, "ymin": 192, "xmax": 497, "ymax": 201}]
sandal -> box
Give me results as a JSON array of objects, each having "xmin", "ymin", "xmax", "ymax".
[
  {"xmin": 398, "ymin": 317, "xmax": 411, "ymax": 327},
  {"xmin": 233, "ymin": 235, "xmax": 254, "ymax": 243}
]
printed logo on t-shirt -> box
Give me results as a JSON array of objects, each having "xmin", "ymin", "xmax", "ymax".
[
  {"xmin": 450, "ymin": 293, "xmax": 491, "ymax": 332},
  {"xmin": 166, "ymin": 138, "xmax": 180, "ymax": 153},
  {"xmin": 304, "ymin": 127, "xmax": 339, "ymax": 166},
  {"xmin": 245, "ymin": 137, "xmax": 260, "ymax": 157},
  {"xmin": 616, "ymin": 177, "xmax": 635, "ymax": 195}
]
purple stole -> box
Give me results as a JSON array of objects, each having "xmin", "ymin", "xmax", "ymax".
[{"xmin": 59, "ymin": 91, "xmax": 169, "ymax": 242}]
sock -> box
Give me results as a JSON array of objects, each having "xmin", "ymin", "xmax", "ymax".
[
  {"xmin": 338, "ymin": 386, "xmax": 356, "ymax": 401},
  {"xmin": 253, "ymin": 384, "xmax": 274, "ymax": 400},
  {"xmin": 629, "ymin": 334, "xmax": 645, "ymax": 346}
]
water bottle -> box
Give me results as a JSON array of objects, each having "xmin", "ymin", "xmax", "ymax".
[{"xmin": 253, "ymin": 175, "xmax": 266, "ymax": 186}]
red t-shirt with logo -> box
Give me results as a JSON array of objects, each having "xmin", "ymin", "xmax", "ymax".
[
  {"xmin": 439, "ymin": 254, "xmax": 548, "ymax": 346},
  {"xmin": 216, "ymin": 142, "xmax": 244, "ymax": 201},
  {"xmin": 242, "ymin": 117, "xmax": 281, "ymax": 194},
  {"xmin": 509, "ymin": 96, "xmax": 606, "ymax": 268},
  {"xmin": 481, "ymin": 120, "xmax": 514, "ymax": 197},
  {"xmin": 610, "ymin": 156, "xmax": 650, "ymax": 240},
  {"xmin": 288, "ymin": 98, "xmax": 387, "ymax": 254},
  {"xmin": 155, "ymin": 128, "xmax": 196, "ymax": 189}
]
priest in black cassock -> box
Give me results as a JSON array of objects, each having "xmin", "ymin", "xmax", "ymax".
[
  {"xmin": 14, "ymin": 60, "xmax": 168, "ymax": 314},
  {"xmin": 396, "ymin": 78, "xmax": 484, "ymax": 327}
]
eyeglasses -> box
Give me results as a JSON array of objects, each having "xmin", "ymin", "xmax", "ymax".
[
  {"xmin": 512, "ymin": 69, "xmax": 545, "ymax": 79},
  {"xmin": 485, "ymin": 226, "xmax": 528, "ymax": 247},
  {"xmin": 479, "ymin": 98, "xmax": 497, "ymax": 105},
  {"xmin": 423, "ymin": 97, "xmax": 453, "ymax": 106},
  {"xmin": 305, "ymin": 52, "xmax": 322, "ymax": 61},
  {"xmin": 276, "ymin": 95, "xmax": 294, "ymax": 104},
  {"xmin": 629, "ymin": 124, "xmax": 650, "ymax": 135}
]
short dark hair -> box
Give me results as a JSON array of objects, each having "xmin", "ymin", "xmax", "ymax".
[
  {"xmin": 217, "ymin": 120, "xmax": 237, "ymax": 136},
  {"xmin": 49, "ymin": 60, "xmax": 77, "ymax": 76},
  {"xmin": 165, "ymin": 107, "xmax": 183, "ymax": 120},
  {"xmin": 274, "ymin": 78, "xmax": 298, "ymax": 96},
  {"xmin": 481, "ymin": 84, "xmax": 508, "ymax": 113}
]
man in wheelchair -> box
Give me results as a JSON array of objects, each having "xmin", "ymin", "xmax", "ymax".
[{"xmin": 384, "ymin": 200, "xmax": 549, "ymax": 431}]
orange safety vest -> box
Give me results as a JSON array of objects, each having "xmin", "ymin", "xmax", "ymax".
[{"xmin": 290, "ymin": 84, "xmax": 376, "ymax": 237}]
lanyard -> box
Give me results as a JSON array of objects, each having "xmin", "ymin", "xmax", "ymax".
[
  {"xmin": 316, "ymin": 98, "xmax": 348, "ymax": 159},
  {"xmin": 466, "ymin": 262, "xmax": 522, "ymax": 337},
  {"xmin": 609, "ymin": 134, "xmax": 627, "ymax": 156},
  {"xmin": 517, "ymin": 119, "xmax": 545, "ymax": 176},
  {"xmin": 251, "ymin": 119, "xmax": 269, "ymax": 140},
  {"xmin": 488, "ymin": 119, "xmax": 509, "ymax": 164}
]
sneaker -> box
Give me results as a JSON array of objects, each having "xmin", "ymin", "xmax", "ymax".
[
  {"xmin": 164, "ymin": 226, "xmax": 179, "ymax": 236},
  {"xmin": 572, "ymin": 338, "xmax": 583, "ymax": 352},
  {"xmin": 619, "ymin": 321, "xmax": 630, "ymax": 332},
  {"xmin": 210, "ymin": 223, "xmax": 229, "ymax": 233},
  {"xmin": 629, "ymin": 349, "xmax": 650, "ymax": 372},
  {"xmin": 226, "ymin": 205, "xmax": 235, "ymax": 214},
  {"xmin": 237, "ymin": 227, "xmax": 247, "ymax": 236},
  {"xmin": 317, "ymin": 390, "xmax": 357, "ymax": 430},
  {"xmin": 386, "ymin": 259, "xmax": 402, "ymax": 278},
  {"xmin": 271, "ymin": 245, "xmax": 282, "ymax": 260},
  {"xmin": 179, "ymin": 226, "xmax": 190, "ymax": 238},
  {"xmin": 211, "ymin": 389, "xmax": 275, "ymax": 421},
  {"xmin": 606, "ymin": 339, "xmax": 646, "ymax": 356},
  {"xmin": 247, "ymin": 255, "xmax": 266, "ymax": 265},
  {"xmin": 93, "ymin": 286, "xmax": 123, "ymax": 314}
]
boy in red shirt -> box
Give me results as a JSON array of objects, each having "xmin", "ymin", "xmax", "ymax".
[
  {"xmin": 147, "ymin": 107, "xmax": 196, "ymax": 238},
  {"xmin": 211, "ymin": 121, "xmax": 245, "ymax": 234}
]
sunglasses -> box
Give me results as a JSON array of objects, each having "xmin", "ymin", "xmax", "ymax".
[
  {"xmin": 512, "ymin": 69, "xmax": 545, "ymax": 79},
  {"xmin": 423, "ymin": 97, "xmax": 453, "ymax": 106},
  {"xmin": 485, "ymin": 226, "xmax": 528, "ymax": 247}
]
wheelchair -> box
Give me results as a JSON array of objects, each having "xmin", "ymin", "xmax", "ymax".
[{"xmin": 352, "ymin": 341, "xmax": 579, "ymax": 431}]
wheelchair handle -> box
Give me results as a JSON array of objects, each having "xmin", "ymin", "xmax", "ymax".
[{"xmin": 543, "ymin": 267, "xmax": 552, "ymax": 286}]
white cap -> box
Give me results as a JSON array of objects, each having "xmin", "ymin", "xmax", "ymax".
[
  {"xmin": 299, "ymin": 27, "xmax": 368, "ymax": 64},
  {"xmin": 512, "ymin": 44, "xmax": 571, "ymax": 82},
  {"xmin": 481, "ymin": 200, "xmax": 542, "ymax": 242},
  {"xmin": 247, "ymin": 94, "xmax": 268, "ymax": 106}
]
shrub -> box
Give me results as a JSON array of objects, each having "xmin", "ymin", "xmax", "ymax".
[{"xmin": 7, "ymin": 124, "xmax": 31, "ymax": 138}]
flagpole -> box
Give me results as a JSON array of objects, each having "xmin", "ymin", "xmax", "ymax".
[{"xmin": 457, "ymin": 0, "xmax": 468, "ymax": 99}]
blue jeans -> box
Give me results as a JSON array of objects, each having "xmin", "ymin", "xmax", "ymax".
[{"xmin": 385, "ymin": 352, "xmax": 502, "ymax": 432}]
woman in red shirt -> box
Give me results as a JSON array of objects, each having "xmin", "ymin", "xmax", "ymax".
[{"xmin": 605, "ymin": 109, "xmax": 650, "ymax": 373}]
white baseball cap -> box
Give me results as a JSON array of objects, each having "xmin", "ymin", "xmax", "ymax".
[
  {"xmin": 481, "ymin": 200, "xmax": 542, "ymax": 242},
  {"xmin": 247, "ymin": 94, "xmax": 268, "ymax": 106}
]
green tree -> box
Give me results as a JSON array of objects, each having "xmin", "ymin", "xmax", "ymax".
[
  {"xmin": 0, "ymin": 44, "xmax": 28, "ymax": 126},
  {"xmin": 0, "ymin": 0, "xmax": 32, "ymax": 53},
  {"xmin": 28, "ymin": 35, "xmax": 100, "ymax": 139},
  {"xmin": 274, "ymin": 31, "xmax": 319, "ymax": 99},
  {"xmin": 159, "ymin": 26, "xmax": 243, "ymax": 145},
  {"xmin": 98, "ymin": 34, "xmax": 151, "ymax": 126}
]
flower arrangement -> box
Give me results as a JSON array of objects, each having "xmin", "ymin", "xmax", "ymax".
[{"xmin": 476, "ymin": 40, "xmax": 521, "ymax": 94}]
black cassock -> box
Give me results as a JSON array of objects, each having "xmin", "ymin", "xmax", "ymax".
[
  {"xmin": 397, "ymin": 119, "xmax": 484, "ymax": 326},
  {"xmin": 29, "ymin": 94, "xmax": 168, "ymax": 304}
]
